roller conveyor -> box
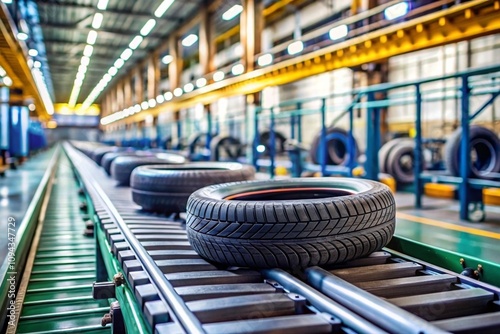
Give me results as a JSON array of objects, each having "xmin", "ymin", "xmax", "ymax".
[{"xmin": 12, "ymin": 142, "xmax": 499, "ymax": 334}]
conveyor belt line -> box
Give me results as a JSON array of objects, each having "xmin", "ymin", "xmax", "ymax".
[
  {"xmin": 65, "ymin": 142, "xmax": 500, "ymax": 334},
  {"xmin": 64, "ymin": 142, "xmax": 206, "ymax": 334}
]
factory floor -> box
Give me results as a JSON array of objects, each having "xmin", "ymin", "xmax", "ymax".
[
  {"xmin": 394, "ymin": 192, "xmax": 500, "ymax": 264},
  {"xmin": 0, "ymin": 149, "xmax": 55, "ymax": 264}
]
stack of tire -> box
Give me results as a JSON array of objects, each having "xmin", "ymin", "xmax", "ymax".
[{"xmin": 130, "ymin": 162, "xmax": 255, "ymax": 214}]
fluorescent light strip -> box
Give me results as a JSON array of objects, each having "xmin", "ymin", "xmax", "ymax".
[
  {"xmin": 97, "ymin": 0, "xmax": 108, "ymax": 10},
  {"xmin": 154, "ymin": 0, "xmax": 175, "ymax": 18},
  {"xmin": 129, "ymin": 35, "xmax": 143, "ymax": 50},
  {"xmin": 162, "ymin": 54, "xmax": 173, "ymax": 64},
  {"xmin": 120, "ymin": 48, "xmax": 133, "ymax": 60},
  {"xmin": 140, "ymin": 19, "xmax": 156, "ymax": 36},
  {"xmin": 222, "ymin": 4, "xmax": 243, "ymax": 21},
  {"xmin": 87, "ymin": 30, "xmax": 98, "ymax": 45},
  {"xmin": 181, "ymin": 34, "xmax": 198, "ymax": 47},
  {"xmin": 92, "ymin": 13, "xmax": 103, "ymax": 29}
]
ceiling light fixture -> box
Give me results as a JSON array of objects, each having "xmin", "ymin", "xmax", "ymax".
[
  {"xmin": 28, "ymin": 49, "xmax": 38, "ymax": 57},
  {"xmin": 196, "ymin": 77, "xmax": 207, "ymax": 88},
  {"xmin": 141, "ymin": 101, "xmax": 149, "ymax": 110},
  {"xmin": 87, "ymin": 30, "xmax": 98, "ymax": 45},
  {"xmin": 92, "ymin": 13, "xmax": 103, "ymax": 29},
  {"xmin": 213, "ymin": 71, "xmax": 225, "ymax": 82},
  {"xmin": 162, "ymin": 54, "xmax": 173, "ymax": 64},
  {"xmin": 287, "ymin": 40, "xmax": 303, "ymax": 55},
  {"xmin": 83, "ymin": 45, "xmax": 94, "ymax": 57},
  {"xmin": 120, "ymin": 48, "xmax": 133, "ymax": 60},
  {"xmin": 181, "ymin": 34, "xmax": 198, "ymax": 47},
  {"xmin": 164, "ymin": 91, "xmax": 173, "ymax": 101},
  {"xmin": 129, "ymin": 35, "xmax": 143, "ymax": 50},
  {"xmin": 97, "ymin": 0, "xmax": 108, "ymax": 10},
  {"xmin": 183, "ymin": 83, "xmax": 194, "ymax": 93},
  {"xmin": 81, "ymin": 56, "xmax": 90, "ymax": 66},
  {"xmin": 384, "ymin": 2, "xmax": 409, "ymax": 20},
  {"xmin": 173, "ymin": 88, "xmax": 183, "ymax": 97},
  {"xmin": 148, "ymin": 98, "xmax": 156, "ymax": 108},
  {"xmin": 114, "ymin": 58, "xmax": 124, "ymax": 69},
  {"xmin": 329, "ymin": 24, "xmax": 348, "ymax": 40},
  {"xmin": 154, "ymin": 0, "xmax": 175, "ymax": 18},
  {"xmin": 33, "ymin": 61, "xmax": 42, "ymax": 68},
  {"xmin": 108, "ymin": 67, "xmax": 118, "ymax": 76},
  {"xmin": 231, "ymin": 63, "xmax": 244, "ymax": 76},
  {"xmin": 17, "ymin": 32, "xmax": 28, "ymax": 41},
  {"xmin": 222, "ymin": 5, "xmax": 243, "ymax": 21},
  {"xmin": 156, "ymin": 94, "xmax": 165, "ymax": 104},
  {"xmin": 257, "ymin": 53, "xmax": 273, "ymax": 67},
  {"xmin": 140, "ymin": 19, "xmax": 156, "ymax": 36}
]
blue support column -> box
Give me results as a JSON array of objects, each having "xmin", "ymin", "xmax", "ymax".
[
  {"xmin": 320, "ymin": 98, "xmax": 327, "ymax": 176},
  {"xmin": 365, "ymin": 92, "xmax": 380, "ymax": 180},
  {"xmin": 460, "ymin": 76, "xmax": 471, "ymax": 220},
  {"xmin": 297, "ymin": 102, "xmax": 303, "ymax": 143},
  {"xmin": 0, "ymin": 87, "xmax": 9, "ymax": 152},
  {"xmin": 415, "ymin": 84, "xmax": 423, "ymax": 208},
  {"xmin": 176, "ymin": 119, "xmax": 182, "ymax": 150},
  {"xmin": 269, "ymin": 107, "xmax": 276, "ymax": 178},
  {"xmin": 252, "ymin": 108, "xmax": 259, "ymax": 169},
  {"xmin": 206, "ymin": 106, "xmax": 212, "ymax": 151},
  {"xmin": 348, "ymin": 103, "xmax": 355, "ymax": 177},
  {"xmin": 9, "ymin": 106, "xmax": 29, "ymax": 157}
]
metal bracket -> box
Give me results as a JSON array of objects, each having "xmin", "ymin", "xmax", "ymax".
[
  {"xmin": 92, "ymin": 273, "xmax": 126, "ymax": 300},
  {"xmin": 101, "ymin": 301, "xmax": 126, "ymax": 334},
  {"xmin": 286, "ymin": 293, "xmax": 307, "ymax": 314},
  {"xmin": 460, "ymin": 258, "xmax": 483, "ymax": 279},
  {"xmin": 264, "ymin": 279, "xmax": 285, "ymax": 293}
]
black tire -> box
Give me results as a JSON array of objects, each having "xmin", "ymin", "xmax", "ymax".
[
  {"xmin": 186, "ymin": 178, "xmax": 395, "ymax": 269},
  {"xmin": 101, "ymin": 151, "xmax": 138, "ymax": 175},
  {"xmin": 92, "ymin": 146, "xmax": 122, "ymax": 165},
  {"xmin": 378, "ymin": 138, "xmax": 412, "ymax": 173},
  {"xmin": 310, "ymin": 127, "xmax": 358, "ymax": 166},
  {"xmin": 131, "ymin": 162, "xmax": 255, "ymax": 213},
  {"xmin": 111, "ymin": 154, "xmax": 186, "ymax": 185},
  {"xmin": 445, "ymin": 125, "xmax": 500, "ymax": 179},
  {"xmin": 258, "ymin": 130, "xmax": 287, "ymax": 156},
  {"xmin": 385, "ymin": 141, "xmax": 420, "ymax": 184},
  {"xmin": 210, "ymin": 135, "xmax": 243, "ymax": 161}
]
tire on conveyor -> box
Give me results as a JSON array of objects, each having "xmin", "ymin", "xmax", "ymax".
[
  {"xmin": 131, "ymin": 162, "xmax": 255, "ymax": 214},
  {"xmin": 111, "ymin": 153, "xmax": 186, "ymax": 185},
  {"xmin": 101, "ymin": 150, "xmax": 138, "ymax": 175},
  {"xmin": 92, "ymin": 146, "xmax": 123, "ymax": 165},
  {"xmin": 445, "ymin": 125, "xmax": 500, "ymax": 179},
  {"xmin": 186, "ymin": 177, "xmax": 395, "ymax": 269},
  {"xmin": 309, "ymin": 127, "xmax": 358, "ymax": 166}
]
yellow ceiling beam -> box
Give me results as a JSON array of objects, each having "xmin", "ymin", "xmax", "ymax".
[{"xmin": 111, "ymin": 0, "xmax": 500, "ymax": 127}]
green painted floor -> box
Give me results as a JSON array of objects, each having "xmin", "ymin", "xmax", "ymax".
[
  {"xmin": 394, "ymin": 192, "xmax": 500, "ymax": 264},
  {"xmin": 16, "ymin": 154, "xmax": 110, "ymax": 334}
]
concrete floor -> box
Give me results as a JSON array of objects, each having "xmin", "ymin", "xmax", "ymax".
[{"xmin": 0, "ymin": 149, "xmax": 55, "ymax": 267}]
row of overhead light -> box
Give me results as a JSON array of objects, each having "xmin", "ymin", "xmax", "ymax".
[
  {"xmin": 2, "ymin": 0, "xmax": 54, "ymax": 114},
  {"xmin": 67, "ymin": 0, "xmax": 109, "ymax": 107},
  {"xmin": 78, "ymin": 0, "xmax": 176, "ymax": 114},
  {"xmin": 101, "ymin": 1, "xmax": 408, "ymax": 125}
]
